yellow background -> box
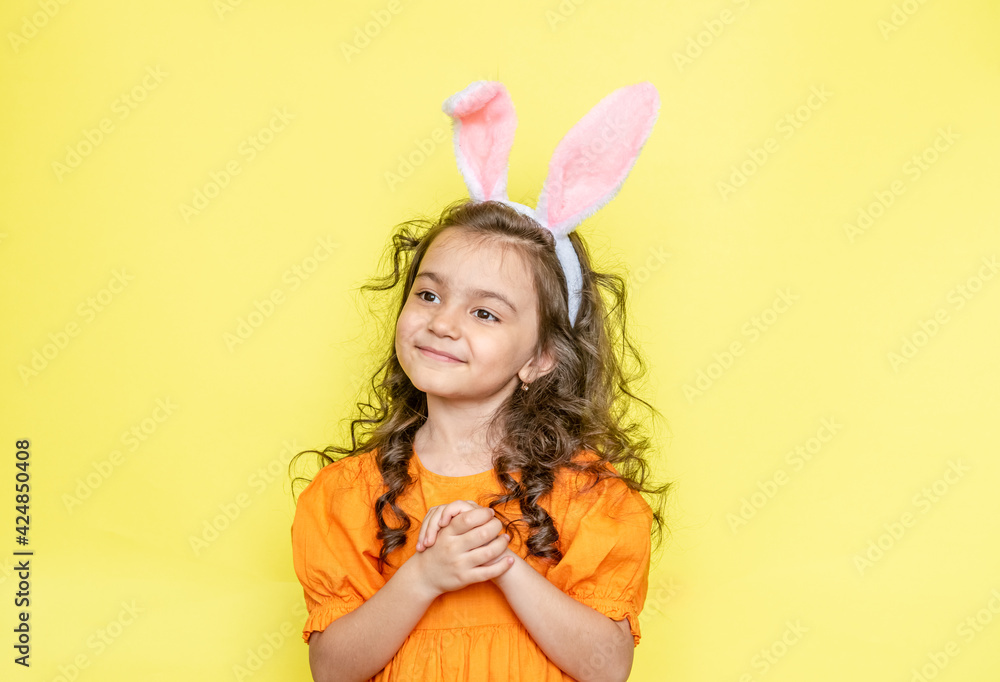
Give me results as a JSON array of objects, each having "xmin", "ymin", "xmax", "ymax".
[{"xmin": 2, "ymin": 0, "xmax": 999, "ymax": 680}]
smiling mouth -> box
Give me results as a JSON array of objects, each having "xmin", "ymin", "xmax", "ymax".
[{"xmin": 419, "ymin": 347, "xmax": 463, "ymax": 362}]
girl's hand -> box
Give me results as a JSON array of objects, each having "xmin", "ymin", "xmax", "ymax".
[
  {"xmin": 407, "ymin": 505, "xmax": 513, "ymax": 597},
  {"xmin": 416, "ymin": 500, "xmax": 488, "ymax": 552}
]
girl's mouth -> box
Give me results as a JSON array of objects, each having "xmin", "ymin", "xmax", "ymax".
[{"xmin": 419, "ymin": 347, "xmax": 462, "ymax": 362}]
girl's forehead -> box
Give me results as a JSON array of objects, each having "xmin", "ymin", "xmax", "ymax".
[
  {"xmin": 423, "ymin": 231, "xmax": 531, "ymax": 280},
  {"xmin": 418, "ymin": 233, "xmax": 538, "ymax": 309}
]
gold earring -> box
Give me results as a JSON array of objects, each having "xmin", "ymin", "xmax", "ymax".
[{"xmin": 521, "ymin": 382, "xmax": 529, "ymax": 391}]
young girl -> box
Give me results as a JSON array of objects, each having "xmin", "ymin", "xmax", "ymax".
[{"xmin": 290, "ymin": 80, "xmax": 671, "ymax": 682}]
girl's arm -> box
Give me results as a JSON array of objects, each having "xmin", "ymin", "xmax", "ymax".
[
  {"xmin": 307, "ymin": 558, "xmax": 436, "ymax": 682},
  {"xmin": 490, "ymin": 548, "xmax": 634, "ymax": 682},
  {"xmin": 308, "ymin": 506, "xmax": 509, "ymax": 682}
]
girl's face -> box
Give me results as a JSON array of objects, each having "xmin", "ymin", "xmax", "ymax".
[{"xmin": 395, "ymin": 228, "xmax": 554, "ymax": 406}]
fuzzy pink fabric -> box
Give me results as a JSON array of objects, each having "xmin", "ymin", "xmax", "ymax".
[
  {"xmin": 443, "ymin": 81, "xmax": 516, "ymax": 202},
  {"xmin": 537, "ymin": 83, "xmax": 660, "ymax": 236},
  {"xmin": 443, "ymin": 80, "xmax": 660, "ymax": 238}
]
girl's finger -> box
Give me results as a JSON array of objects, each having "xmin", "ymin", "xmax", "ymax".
[
  {"xmin": 440, "ymin": 505, "xmax": 463, "ymax": 526},
  {"xmin": 427, "ymin": 501, "xmax": 467, "ymax": 547},
  {"xmin": 416, "ymin": 507, "xmax": 431, "ymax": 550},
  {"xmin": 417, "ymin": 505, "xmax": 443, "ymax": 551},
  {"xmin": 421, "ymin": 506, "xmax": 443, "ymax": 549},
  {"xmin": 427, "ymin": 500, "xmax": 480, "ymax": 548},
  {"xmin": 443, "ymin": 501, "xmax": 484, "ymax": 530}
]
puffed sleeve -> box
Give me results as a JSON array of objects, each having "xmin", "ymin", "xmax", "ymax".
[
  {"xmin": 291, "ymin": 458, "xmax": 387, "ymax": 644},
  {"xmin": 546, "ymin": 474, "xmax": 653, "ymax": 648}
]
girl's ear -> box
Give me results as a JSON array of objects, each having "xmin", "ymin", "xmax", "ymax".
[
  {"xmin": 442, "ymin": 81, "xmax": 517, "ymax": 203},
  {"xmin": 534, "ymin": 82, "xmax": 660, "ymax": 238},
  {"xmin": 533, "ymin": 341, "xmax": 559, "ymax": 380},
  {"xmin": 518, "ymin": 341, "xmax": 557, "ymax": 384}
]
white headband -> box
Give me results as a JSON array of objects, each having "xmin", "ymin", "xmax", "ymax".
[{"xmin": 442, "ymin": 80, "xmax": 661, "ymax": 327}]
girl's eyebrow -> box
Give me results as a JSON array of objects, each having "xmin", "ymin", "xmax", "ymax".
[{"xmin": 414, "ymin": 271, "xmax": 518, "ymax": 314}]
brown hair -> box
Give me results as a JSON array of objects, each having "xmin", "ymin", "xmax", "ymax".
[{"xmin": 290, "ymin": 198, "xmax": 673, "ymax": 574}]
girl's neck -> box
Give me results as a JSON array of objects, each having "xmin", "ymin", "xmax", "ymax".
[{"xmin": 414, "ymin": 423, "xmax": 496, "ymax": 475}]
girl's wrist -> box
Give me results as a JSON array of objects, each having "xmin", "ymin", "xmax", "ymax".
[
  {"xmin": 401, "ymin": 549, "xmax": 442, "ymax": 604},
  {"xmin": 490, "ymin": 547, "xmax": 521, "ymax": 589}
]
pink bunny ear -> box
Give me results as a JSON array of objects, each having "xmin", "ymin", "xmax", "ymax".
[
  {"xmin": 442, "ymin": 81, "xmax": 517, "ymax": 203},
  {"xmin": 535, "ymin": 82, "xmax": 660, "ymax": 237}
]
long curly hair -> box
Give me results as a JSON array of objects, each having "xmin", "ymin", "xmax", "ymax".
[{"xmin": 290, "ymin": 198, "xmax": 673, "ymax": 574}]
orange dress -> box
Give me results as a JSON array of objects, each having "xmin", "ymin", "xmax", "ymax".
[{"xmin": 290, "ymin": 446, "xmax": 653, "ymax": 681}]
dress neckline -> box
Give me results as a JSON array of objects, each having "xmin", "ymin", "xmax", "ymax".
[{"xmin": 412, "ymin": 445, "xmax": 495, "ymax": 481}]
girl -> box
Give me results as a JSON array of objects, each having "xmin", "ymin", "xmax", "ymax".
[{"xmin": 290, "ymin": 81, "xmax": 672, "ymax": 682}]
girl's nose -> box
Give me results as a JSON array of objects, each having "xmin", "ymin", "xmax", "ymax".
[{"xmin": 428, "ymin": 304, "xmax": 460, "ymax": 334}]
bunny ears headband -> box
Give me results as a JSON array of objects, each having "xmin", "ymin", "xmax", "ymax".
[{"xmin": 442, "ymin": 80, "xmax": 661, "ymax": 328}]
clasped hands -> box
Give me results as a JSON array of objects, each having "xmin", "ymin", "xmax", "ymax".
[{"xmin": 408, "ymin": 499, "xmax": 517, "ymax": 596}]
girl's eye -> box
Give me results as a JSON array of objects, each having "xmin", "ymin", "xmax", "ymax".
[{"xmin": 415, "ymin": 292, "xmax": 499, "ymax": 323}]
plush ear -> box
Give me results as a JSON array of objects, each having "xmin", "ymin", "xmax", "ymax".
[
  {"xmin": 534, "ymin": 82, "xmax": 660, "ymax": 237},
  {"xmin": 442, "ymin": 81, "xmax": 517, "ymax": 203}
]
